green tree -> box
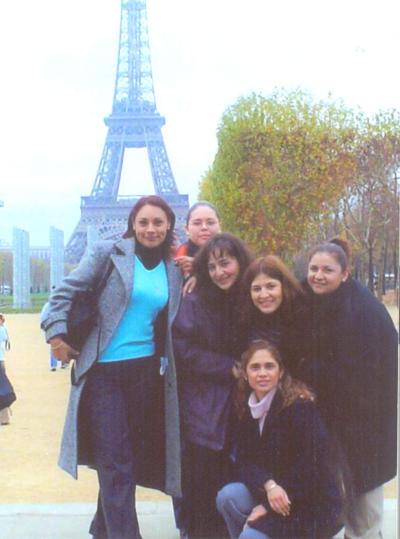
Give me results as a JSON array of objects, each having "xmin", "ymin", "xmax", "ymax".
[
  {"xmin": 199, "ymin": 89, "xmax": 357, "ymax": 257},
  {"xmin": 30, "ymin": 257, "xmax": 50, "ymax": 293},
  {"xmin": 0, "ymin": 251, "xmax": 13, "ymax": 292}
]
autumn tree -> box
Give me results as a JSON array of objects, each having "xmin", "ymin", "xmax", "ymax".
[
  {"xmin": 336, "ymin": 110, "xmax": 400, "ymax": 295},
  {"xmin": 199, "ymin": 89, "xmax": 357, "ymax": 258}
]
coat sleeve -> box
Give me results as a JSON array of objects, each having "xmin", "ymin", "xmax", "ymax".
[
  {"xmin": 237, "ymin": 459, "xmax": 274, "ymax": 504},
  {"xmin": 41, "ymin": 242, "xmax": 112, "ymax": 341},
  {"xmin": 172, "ymin": 294, "xmax": 235, "ymax": 382}
]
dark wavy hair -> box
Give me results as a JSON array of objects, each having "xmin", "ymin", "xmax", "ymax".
[
  {"xmin": 123, "ymin": 195, "xmax": 176, "ymax": 258},
  {"xmin": 193, "ymin": 233, "xmax": 253, "ymax": 302},
  {"xmin": 240, "ymin": 255, "xmax": 304, "ymax": 326},
  {"xmin": 235, "ymin": 339, "xmax": 314, "ymax": 418}
]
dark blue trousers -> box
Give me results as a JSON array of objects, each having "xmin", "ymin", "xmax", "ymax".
[{"xmin": 81, "ymin": 356, "xmax": 161, "ymax": 539}]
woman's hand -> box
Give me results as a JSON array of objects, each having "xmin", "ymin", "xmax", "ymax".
[
  {"xmin": 175, "ymin": 255, "xmax": 194, "ymax": 276},
  {"xmin": 244, "ymin": 504, "xmax": 267, "ymax": 528},
  {"xmin": 49, "ymin": 337, "xmax": 79, "ymax": 363},
  {"xmin": 182, "ymin": 275, "xmax": 197, "ymax": 296},
  {"xmin": 264, "ymin": 480, "xmax": 291, "ymax": 517}
]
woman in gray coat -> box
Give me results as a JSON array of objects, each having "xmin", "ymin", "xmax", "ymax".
[{"xmin": 41, "ymin": 195, "xmax": 182, "ymax": 539}]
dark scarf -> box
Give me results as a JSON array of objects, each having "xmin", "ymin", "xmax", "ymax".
[
  {"xmin": 250, "ymin": 308, "xmax": 284, "ymax": 348},
  {"xmin": 186, "ymin": 239, "xmax": 200, "ymax": 257}
]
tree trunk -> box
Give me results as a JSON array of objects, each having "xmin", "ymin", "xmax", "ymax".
[{"xmin": 367, "ymin": 245, "xmax": 375, "ymax": 294}]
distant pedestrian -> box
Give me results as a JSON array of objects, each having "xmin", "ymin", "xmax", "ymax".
[
  {"xmin": 0, "ymin": 313, "xmax": 12, "ymax": 425},
  {"xmin": 40, "ymin": 289, "xmax": 67, "ymax": 371}
]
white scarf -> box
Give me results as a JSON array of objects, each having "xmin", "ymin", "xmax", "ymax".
[{"xmin": 248, "ymin": 388, "xmax": 277, "ymax": 434}]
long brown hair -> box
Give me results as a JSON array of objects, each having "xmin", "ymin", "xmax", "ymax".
[
  {"xmin": 240, "ymin": 255, "xmax": 304, "ymax": 325},
  {"xmin": 235, "ymin": 339, "xmax": 314, "ymax": 418}
]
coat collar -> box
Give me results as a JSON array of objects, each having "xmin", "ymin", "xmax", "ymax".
[
  {"xmin": 110, "ymin": 237, "xmax": 182, "ymax": 320},
  {"xmin": 114, "ymin": 237, "xmax": 136, "ymax": 256}
]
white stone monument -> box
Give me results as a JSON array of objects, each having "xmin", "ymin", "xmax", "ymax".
[{"xmin": 13, "ymin": 228, "xmax": 31, "ymax": 308}]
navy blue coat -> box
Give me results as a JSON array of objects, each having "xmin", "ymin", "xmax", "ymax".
[
  {"xmin": 172, "ymin": 289, "xmax": 238, "ymax": 451},
  {"xmin": 235, "ymin": 392, "xmax": 343, "ymax": 539},
  {"xmin": 296, "ymin": 278, "xmax": 398, "ymax": 495}
]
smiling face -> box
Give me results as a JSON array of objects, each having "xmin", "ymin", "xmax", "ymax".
[
  {"xmin": 307, "ymin": 252, "xmax": 349, "ymax": 295},
  {"xmin": 186, "ymin": 205, "xmax": 221, "ymax": 247},
  {"xmin": 132, "ymin": 204, "xmax": 170, "ymax": 249},
  {"xmin": 246, "ymin": 348, "xmax": 283, "ymax": 401},
  {"xmin": 250, "ymin": 273, "xmax": 283, "ymax": 314},
  {"xmin": 207, "ymin": 251, "xmax": 240, "ymax": 291}
]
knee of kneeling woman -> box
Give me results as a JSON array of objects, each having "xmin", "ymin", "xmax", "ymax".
[
  {"xmin": 217, "ymin": 483, "xmax": 234, "ymax": 512},
  {"xmin": 216, "ymin": 482, "xmax": 245, "ymax": 513}
]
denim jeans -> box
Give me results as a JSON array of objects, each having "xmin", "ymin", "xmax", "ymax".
[
  {"xmin": 216, "ymin": 482, "xmax": 270, "ymax": 539},
  {"xmin": 81, "ymin": 357, "xmax": 160, "ymax": 539}
]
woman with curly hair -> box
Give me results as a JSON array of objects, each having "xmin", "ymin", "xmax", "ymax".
[{"xmin": 217, "ymin": 340, "xmax": 343, "ymax": 539}]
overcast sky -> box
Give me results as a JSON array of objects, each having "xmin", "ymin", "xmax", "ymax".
[{"xmin": 0, "ymin": 0, "xmax": 399, "ymax": 246}]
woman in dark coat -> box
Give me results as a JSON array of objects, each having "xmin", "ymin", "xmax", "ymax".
[
  {"xmin": 296, "ymin": 239, "xmax": 398, "ymax": 539},
  {"xmin": 172, "ymin": 201, "xmax": 221, "ymax": 536},
  {"xmin": 41, "ymin": 195, "xmax": 183, "ymax": 539},
  {"xmin": 173, "ymin": 233, "xmax": 253, "ymax": 538},
  {"xmin": 217, "ymin": 340, "xmax": 343, "ymax": 539},
  {"xmin": 239, "ymin": 255, "xmax": 306, "ymax": 369}
]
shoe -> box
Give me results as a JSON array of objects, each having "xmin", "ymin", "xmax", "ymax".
[
  {"xmin": 1, "ymin": 421, "xmax": 10, "ymax": 425},
  {"xmin": 51, "ymin": 368, "xmax": 56, "ymax": 371}
]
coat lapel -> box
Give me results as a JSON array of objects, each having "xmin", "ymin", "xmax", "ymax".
[
  {"xmin": 166, "ymin": 258, "xmax": 182, "ymax": 327},
  {"xmin": 260, "ymin": 391, "xmax": 283, "ymax": 438},
  {"xmin": 110, "ymin": 238, "xmax": 136, "ymax": 300}
]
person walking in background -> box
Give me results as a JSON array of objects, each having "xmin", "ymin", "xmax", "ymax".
[
  {"xmin": 41, "ymin": 195, "xmax": 183, "ymax": 539},
  {"xmin": 40, "ymin": 288, "xmax": 67, "ymax": 371},
  {"xmin": 175, "ymin": 201, "xmax": 221, "ymax": 280},
  {"xmin": 297, "ymin": 238, "xmax": 397, "ymax": 539},
  {"xmin": 238, "ymin": 255, "xmax": 306, "ymax": 369},
  {"xmin": 217, "ymin": 340, "xmax": 343, "ymax": 539},
  {"xmin": 0, "ymin": 313, "xmax": 12, "ymax": 425},
  {"xmin": 173, "ymin": 233, "xmax": 253, "ymax": 538}
]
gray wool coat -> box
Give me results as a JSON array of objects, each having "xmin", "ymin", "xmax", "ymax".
[{"xmin": 41, "ymin": 238, "xmax": 183, "ymax": 496}]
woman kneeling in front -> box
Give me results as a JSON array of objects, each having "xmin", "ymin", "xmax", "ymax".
[{"xmin": 217, "ymin": 340, "xmax": 343, "ymax": 539}]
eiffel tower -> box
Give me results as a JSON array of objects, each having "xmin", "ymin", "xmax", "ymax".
[{"xmin": 65, "ymin": 0, "xmax": 189, "ymax": 263}]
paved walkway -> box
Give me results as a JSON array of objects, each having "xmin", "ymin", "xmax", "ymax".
[{"xmin": 0, "ymin": 499, "xmax": 397, "ymax": 539}]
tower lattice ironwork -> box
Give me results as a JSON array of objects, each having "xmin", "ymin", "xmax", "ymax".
[{"xmin": 66, "ymin": 0, "xmax": 188, "ymax": 263}]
